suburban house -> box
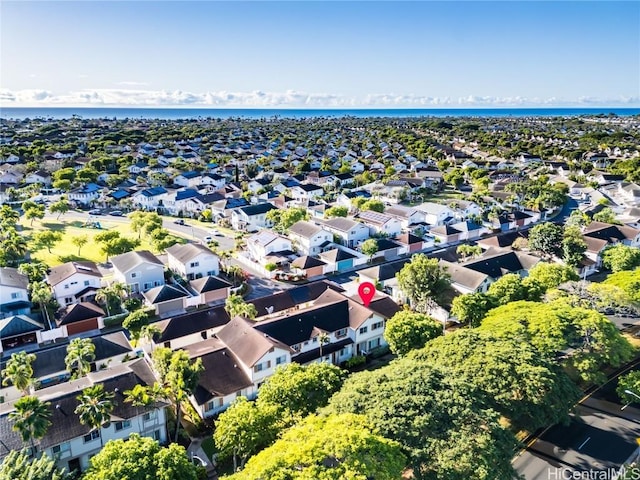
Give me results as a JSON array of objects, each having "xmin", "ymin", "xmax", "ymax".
[
  {"xmin": 0, "ymin": 315, "xmax": 42, "ymax": 353},
  {"xmin": 290, "ymin": 184, "xmax": 324, "ymax": 202},
  {"xmin": 291, "ymin": 255, "xmax": 327, "ymax": 278},
  {"xmin": 415, "ymin": 202, "xmax": 455, "ymax": 226},
  {"xmin": 151, "ymin": 306, "xmax": 231, "ymax": 351},
  {"xmin": 68, "ymin": 183, "xmax": 101, "ymax": 206},
  {"xmin": 583, "ymin": 222, "xmax": 640, "ymax": 249},
  {"xmin": 231, "ymin": 203, "xmax": 278, "ymax": 232},
  {"xmin": 357, "ymin": 210, "xmax": 403, "ymax": 237},
  {"xmin": 246, "ymin": 231, "xmax": 293, "ymax": 264},
  {"xmin": 288, "ymin": 221, "xmax": 333, "ymax": 256},
  {"xmin": 24, "ymin": 170, "xmax": 52, "ymax": 186},
  {"xmin": 0, "ymin": 360, "xmax": 168, "ymax": 475},
  {"xmin": 174, "ymin": 171, "xmax": 202, "ymax": 188},
  {"xmin": 166, "ymin": 243, "xmax": 220, "ymax": 280},
  {"xmin": 439, "ymin": 260, "xmax": 493, "ymax": 295},
  {"xmin": 110, "ymin": 250, "xmax": 165, "ymax": 293},
  {"xmin": 461, "ymin": 249, "xmax": 541, "ymax": 281},
  {"xmin": 320, "ymin": 218, "xmax": 370, "ymax": 248},
  {"xmin": 55, "ymin": 302, "xmax": 105, "ymax": 336},
  {"xmin": 47, "ymin": 262, "xmax": 103, "ymax": 307},
  {"xmin": 384, "ymin": 205, "xmax": 426, "ymax": 229},
  {"xmin": 142, "ymin": 285, "xmax": 188, "ymax": 316},
  {"xmin": 189, "ymin": 276, "xmax": 232, "ymax": 305},
  {"xmin": 0, "ymin": 267, "xmax": 31, "ymax": 319},
  {"xmin": 430, "ymin": 224, "xmax": 463, "ymax": 245},
  {"xmin": 132, "ymin": 187, "xmax": 169, "ymax": 210}
]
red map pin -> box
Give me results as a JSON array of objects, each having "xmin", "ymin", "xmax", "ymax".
[{"xmin": 358, "ymin": 281, "xmax": 376, "ymax": 307}]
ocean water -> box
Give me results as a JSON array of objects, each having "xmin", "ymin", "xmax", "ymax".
[{"xmin": 1, "ymin": 107, "xmax": 639, "ymax": 120}]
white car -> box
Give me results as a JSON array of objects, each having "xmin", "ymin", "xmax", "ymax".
[{"xmin": 204, "ymin": 236, "xmax": 213, "ymax": 243}]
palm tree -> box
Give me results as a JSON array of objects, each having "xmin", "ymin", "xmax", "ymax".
[
  {"xmin": 124, "ymin": 383, "xmax": 164, "ymax": 432},
  {"xmin": 18, "ymin": 261, "xmax": 49, "ymax": 284},
  {"xmin": 2, "ymin": 229, "xmax": 28, "ymax": 266},
  {"xmin": 0, "ymin": 205, "xmax": 20, "ymax": 228},
  {"xmin": 64, "ymin": 338, "xmax": 96, "ymax": 379},
  {"xmin": 318, "ymin": 332, "xmax": 330, "ymax": 360},
  {"xmin": 30, "ymin": 282, "xmax": 53, "ymax": 330},
  {"xmin": 95, "ymin": 283, "xmax": 128, "ymax": 317},
  {"xmin": 9, "ymin": 396, "xmax": 51, "ymax": 454},
  {"xmin": 140, "ymin": 324, "xmax": 161, "ymax": 352},
  {"xmin": 224, "ymin": 293, "xmax": 257, "ymax": 320},
  {"xmin": 71, "ymin": 235, "xmax": 88, "ymax": 256},
  {"xmin": 1, "ymin": 351, "xmax": 37, "ymax": 395},
  {"xmin": 75, "ymin": 385, "xmax": 115, "ymax": 448}
]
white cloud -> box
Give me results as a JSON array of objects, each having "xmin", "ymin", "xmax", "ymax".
[
  {"xmin": 0, "ymin": 87, "xmax": 637, "ymax": 108},
  {"xmin": 116, "ymin": 81, "xmax": 149, "ymax": 87}
]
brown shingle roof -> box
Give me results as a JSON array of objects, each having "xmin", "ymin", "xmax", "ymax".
[{"xmin": 46, "ymin": 261, "xmax": 101, "ymax": 286}]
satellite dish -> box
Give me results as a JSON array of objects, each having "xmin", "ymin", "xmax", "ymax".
[{"xmin": 265, "ymin": 306, "xmax": 274, "ymax": 314}]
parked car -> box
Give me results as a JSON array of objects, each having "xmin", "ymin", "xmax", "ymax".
[
  {"xmin": 88, "ymin": 209, "xmax": 102, "ymax": 215},
  {"xmin": 174, "ymin": 219, "xmax": 185, "ymax": 225},
  {"xmin": 109, "ymin": 210, "xmax": 123, "ymax": 216},
  {"xmin": 204, "ymin": 236, "xmax": 213, "ymax": 243}
]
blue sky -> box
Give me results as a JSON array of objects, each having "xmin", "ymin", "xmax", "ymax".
[{"xmin": 1, "ymin": 1, "xmax": 638, "ymax": 107}]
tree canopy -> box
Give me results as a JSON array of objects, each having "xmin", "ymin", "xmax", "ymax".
[
  {"xmin": 383, "ymin": 310, "xmax": 442, "ymax": 355},
  {"xmin": 325, "ymin": 357, "xmax": 519, "ymax": 480},
  {"xmin": 528, "ymin": 222, "xmax": 563, "ymax": 257},
  {"xmin": 82, "ymin": 434, "xmax": 199, "ymax": 480},
  {"xmin": 228, "ymin": 414, "xmax": 406, "ymax": 480},
  {"xmin": 396, "ymin": 254, "xmax": 450, "ymax": 312},
  {"xmin": 0, "ymin": 450, "xmax": 70, "ymax": 480},
  {"xmin": 602, "ymin": 244, "xmax": 640, "ymax": 272}
]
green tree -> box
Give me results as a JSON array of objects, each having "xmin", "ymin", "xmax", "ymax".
[
  {"xmin": 266, "ymin": 207, "xmax": 309, "ymax": 232},
  {"xmin": 360, "ymin": 238, "xmax": 378, "ymax": 261},
  {"xmin": 456, "ymin": 244, "xmax": 482, "ymax": 260},
  {"xmin": 0, "ymin": 205, "xmax": 20, "ymax": 229},
  {"xmin": 603, "ymin": 270, "xmax": 640, "ymax": 302},
  {"xmin": 451, "ymin": 293, "xmax": 496, "ymax": 327},
  {"xmin": 31, "ymin": 230, "xmax": 63, "ymax": 254},
  {"xmin": 257, "ymin": 362, "xmax": 346, "ymax": 419},
  {"xmin": 0, "ymin": 228, "xmax": 28, "ymax": 267},
  {"xmin": 326, "ymin": 357, "xmax": 519, "ymax": 480},
  {"xmin": 480, "ymin": 300, "xmax": 635, "ymax": 384},
  {"xmin": 360, "ymin": 199, "xmax": 385, "ymax": 213},
  {"xmin": 443, "ymin": 168, "xmax": 465, "ymax": 189},
  {"xmin": 24, "ymin": 205, "xmax": 45, "ymax": 226},
  {"xmin": 214, "ymin": 397, "xmax": 281, "ymax": 471},
  {"xmin": 224, "ymin": 293, "xmax": 257, "ymax": 320},
  {"xmin": 396, "ymin": 254, "xmax": 450, "ymax": 312},
  {"xmin": 123, "ymin": 308, "xmax": 152, "ymax": 342},
  {"xmin": 95, "ymin": 231, "xmax": 140, "ymax": 261},
  {"xmin": 324, "ymin": 206, "xmax": 348, "ymax": 218},
  {"xmin": 527, "ymin": 262, "xmax": 579, "ymax": 292},
  {"xmin": 384, "ymin": 310, "xmax": 442, "ymax": 355},
  {"xmin": 95, "ymin": 282, "xmax": 128, "ymax": 317},
  {"xmin": 83, "ymin": 433, "xmax": 199, "ymax": 480},
  {"xmin": 0, "ymin": 450, "xmax": 70, "ymax": 480},
  {"xmin": 229, "ymin": 414, "xmax": 406, "ymax": 480},
  {"xmin": 64, "ymin": 338, "xmax": 96, "ymax": 379},
  {"xmin": 602, "ymin": 244, "xmax": 640, "ymax": 272},
  {"xmin": 30, "ymin": 281, "xmax": 54, "ymax": 329},
  {"xmin": 17, "ymin": 260, "xmax": 48, "ymax": 284},
  {"xmin": 528, "ymin": 222, "xmax": 563, "ymax": 258},
  {"xmin": 9, "ymin": 396, "xmax": 51, "ymax": 453},
  {"xmin": 71, "ymin": 235, "xmax": 88, "ymax": 256},
  {"xmin": 487, "ymin": 273, "xmax": 529, "ymax": 305},
  {"xmin": 1, "ymin": 351, "xmax": 36, "ymax": 395},
  {"xmin": 49, "ymin": 199, "xmax": 70, "ymax": 220},
  {"xmin": 413, "ymin": 330, "xmax": 581, "ymax": 431},
  {"xmin": 152, "ymin": 348, "xmax": 203, "ymax": 442},
  {"xmin": 593, "ymin": 207, "xmax": 619, "ymax": 224},
  {"xmin": 74, "ymin": 385, "xmax": 114, "ymax": 447},
  {"xmin": 617, "ymin": 371, "xmax": 640, "ymax": 405},
  {"xmin": 562, "ymin": 226, "xmax": 587, "ymax": 268}
]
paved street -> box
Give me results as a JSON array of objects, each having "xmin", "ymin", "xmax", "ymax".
[{"xmin": 514, "ymin": 361, "xmax": 640, "ymax": 479}]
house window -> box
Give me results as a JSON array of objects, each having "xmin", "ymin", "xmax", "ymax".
[
  {"xmin": 276, "ymin": 355, "xmax": 287, "ymax": 365},
  {"xmin": 372, "ymin": 321, "xmax": 384, "ymax": 330},
  {"xmin": 368, "ymin": 338, "xmax": 381, "ymax": 350},
  {"xmin": 84, "ymin": 280, "xmax": 90, "ymax": 286},
  {"xmin": 64, "ymin": 284, "xmax": 69, "ymax": 289},
  {"xmin": 359, "ymin": 326, "xmax": 368, "ymax": 335},
  {"xmin": 83, "ymin": 430, "xmax": 100, "ymax": 443},
  {"xmin": 253, "ymin": 360, "xmax": 271, "ymax": 373},
  {"xmin": 131, "ymin": 273, "xmax": 137, "ymax": 278},
  {"xmin": 143, "ymin": 411, "xmax": 156, "ymax": 422},
  {"xmin": 70, "ymin": 281, "xmax": 78, "ymax": 286},
  {"xmin": 115, "ymin": 420, "xmax": 131, "ymax": 431},
  {"xmin": 10, "ymin": 292, "xmax": 20, "ymax": 299},
  {"xmin": 335, "ymin": 328, "xmax": 347, "ymax": 338},
  {"xmin": 190, "ymin": 262, "xmax": 199, "ymax": 268},
  {"xmin": 206, "ymin": 398, "xmax": 223, "ymax": 412},
  {"xmin": 52, "ymin": 442, "xmax": 71, "ymax": 458},
  {"xmin": 291, "ymin": 344, "xmax": 301, "ymax": 352},
  {"xmin": 153, "ymin": 430, "xmax": 161, "ymax": 441},
  {"xmin": 207, "ymin": 271, "xmax": 216, "ymax": 276},
  {"xmin": 144, "ymin": 282, "xmax": 153, "ymax": 290},
  {"xmin": 312, "ymin": 337, "xmax": 318, "ymax": 343}
]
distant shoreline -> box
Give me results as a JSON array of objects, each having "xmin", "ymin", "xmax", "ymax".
[{"xmin": 2, "ymin": 106, "xmax": 639, "ymax": 120}]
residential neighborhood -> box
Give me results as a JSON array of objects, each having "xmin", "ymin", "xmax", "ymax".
[{"xmin": 1, "ymin": 112, "xmax": 639, "ymax": 479}]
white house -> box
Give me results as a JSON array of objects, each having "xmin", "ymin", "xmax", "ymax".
[
  {"xmin": 246, "ymin": 231, "xmax": 293, "ymax": 263},
  {"xmin": 320, "ymin": 217, "xmax": 370, "ymax": 248},
  {"xmin": 68, "ymin": 183, "xmax": 101, "ymax": 206},
  {"xmin": 132, "ymin": 186, "xmax": 170, "ymax": 210},
  {"xmin": 288, "ymin": 220, "xmax": 333, "ymax": 256},
  {"xmin": 357, "ymin": 210, "xmax": 403, "ymax": 237},
  {"xmin": 0, "ymin": 268, "xmax": 30, "ymax": 319},
  {"xmin": 0, "ymin": 360, "xmax": 168, "ymax": 474},
  {"xmin": 174, "ymin": 171, "xmax": 202, "ymax": 188},
  {"xmin": 415, "ymin": 202, "xmax": 455, "ymax": 226},
  {"xmin": 384, "ymin": 205, "xmax": 427, "ymax": 229},
  {"xmin": 110, "ymin": 250, "xmax": 165, "ymax": 293},
  {"xmin": 231, "ymin": 203, "xmax": 278, "ymax": 232},
  {"xmin": 166, "ymin": 243, "xmax": 220, "ymax": 280},
  {"xmin": 46, "ymin": 261, "xmax": 103, "ymax": 307},
  {"xmin": 24, "ymin": 170, "xmax": 52, "ymax": 186},
  {"xmin": 290, "ymin": 184, "xmax": 324, "ymax": 202}
]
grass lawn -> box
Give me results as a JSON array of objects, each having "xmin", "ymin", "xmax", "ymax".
[
  {"xmin": 201, "ymin": 437, "xmax": 216, "ymax": 461},
  {"xmin": 19, "ymin": 218, "xmax": 158, "ymax": 267}
]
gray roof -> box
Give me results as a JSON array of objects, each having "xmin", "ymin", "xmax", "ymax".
[
  {"xmin": 0, "ymin": 268, "xmax": 28, "ymax": 290},
  {"xmin": 47, "ymin": 261, "xmax": 101, "ymax": 286},
  {"xmin": 166, "ymin": 243, "xmax": 215, "ymax": 264},
  {"xmin": 111, "ymin": 250, "xmax": 163, "ymax": 273},
  {"xmin": 142, "ymin": 284, "xmax": 188, "ymax": 304},
  {"xmin": 0, "ymin": 359, "xmax": 162, "ymax": 455},
  {"xmin": 0, "ymin": 315, "xmax": 42, "ymax": 338},
  {"xmin": 189, "ymin": 276, "xmax": 231, "ymax": 294},
  {"xmin": 289, "ymin": 220, "xmax": 323, "ymax": 239},
  {"xmin": 322, "ymin": 217, "xmax": 362, "ymax": 232}
]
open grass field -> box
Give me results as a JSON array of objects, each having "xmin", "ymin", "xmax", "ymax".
[{"xmin": 19, "ymin": 218, "xmax": 157, "ymax": 267}]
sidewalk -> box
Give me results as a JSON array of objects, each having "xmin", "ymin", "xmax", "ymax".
[{"xmin": 187, "ymin": 438, "xmax": 217, "ymax": 479}]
